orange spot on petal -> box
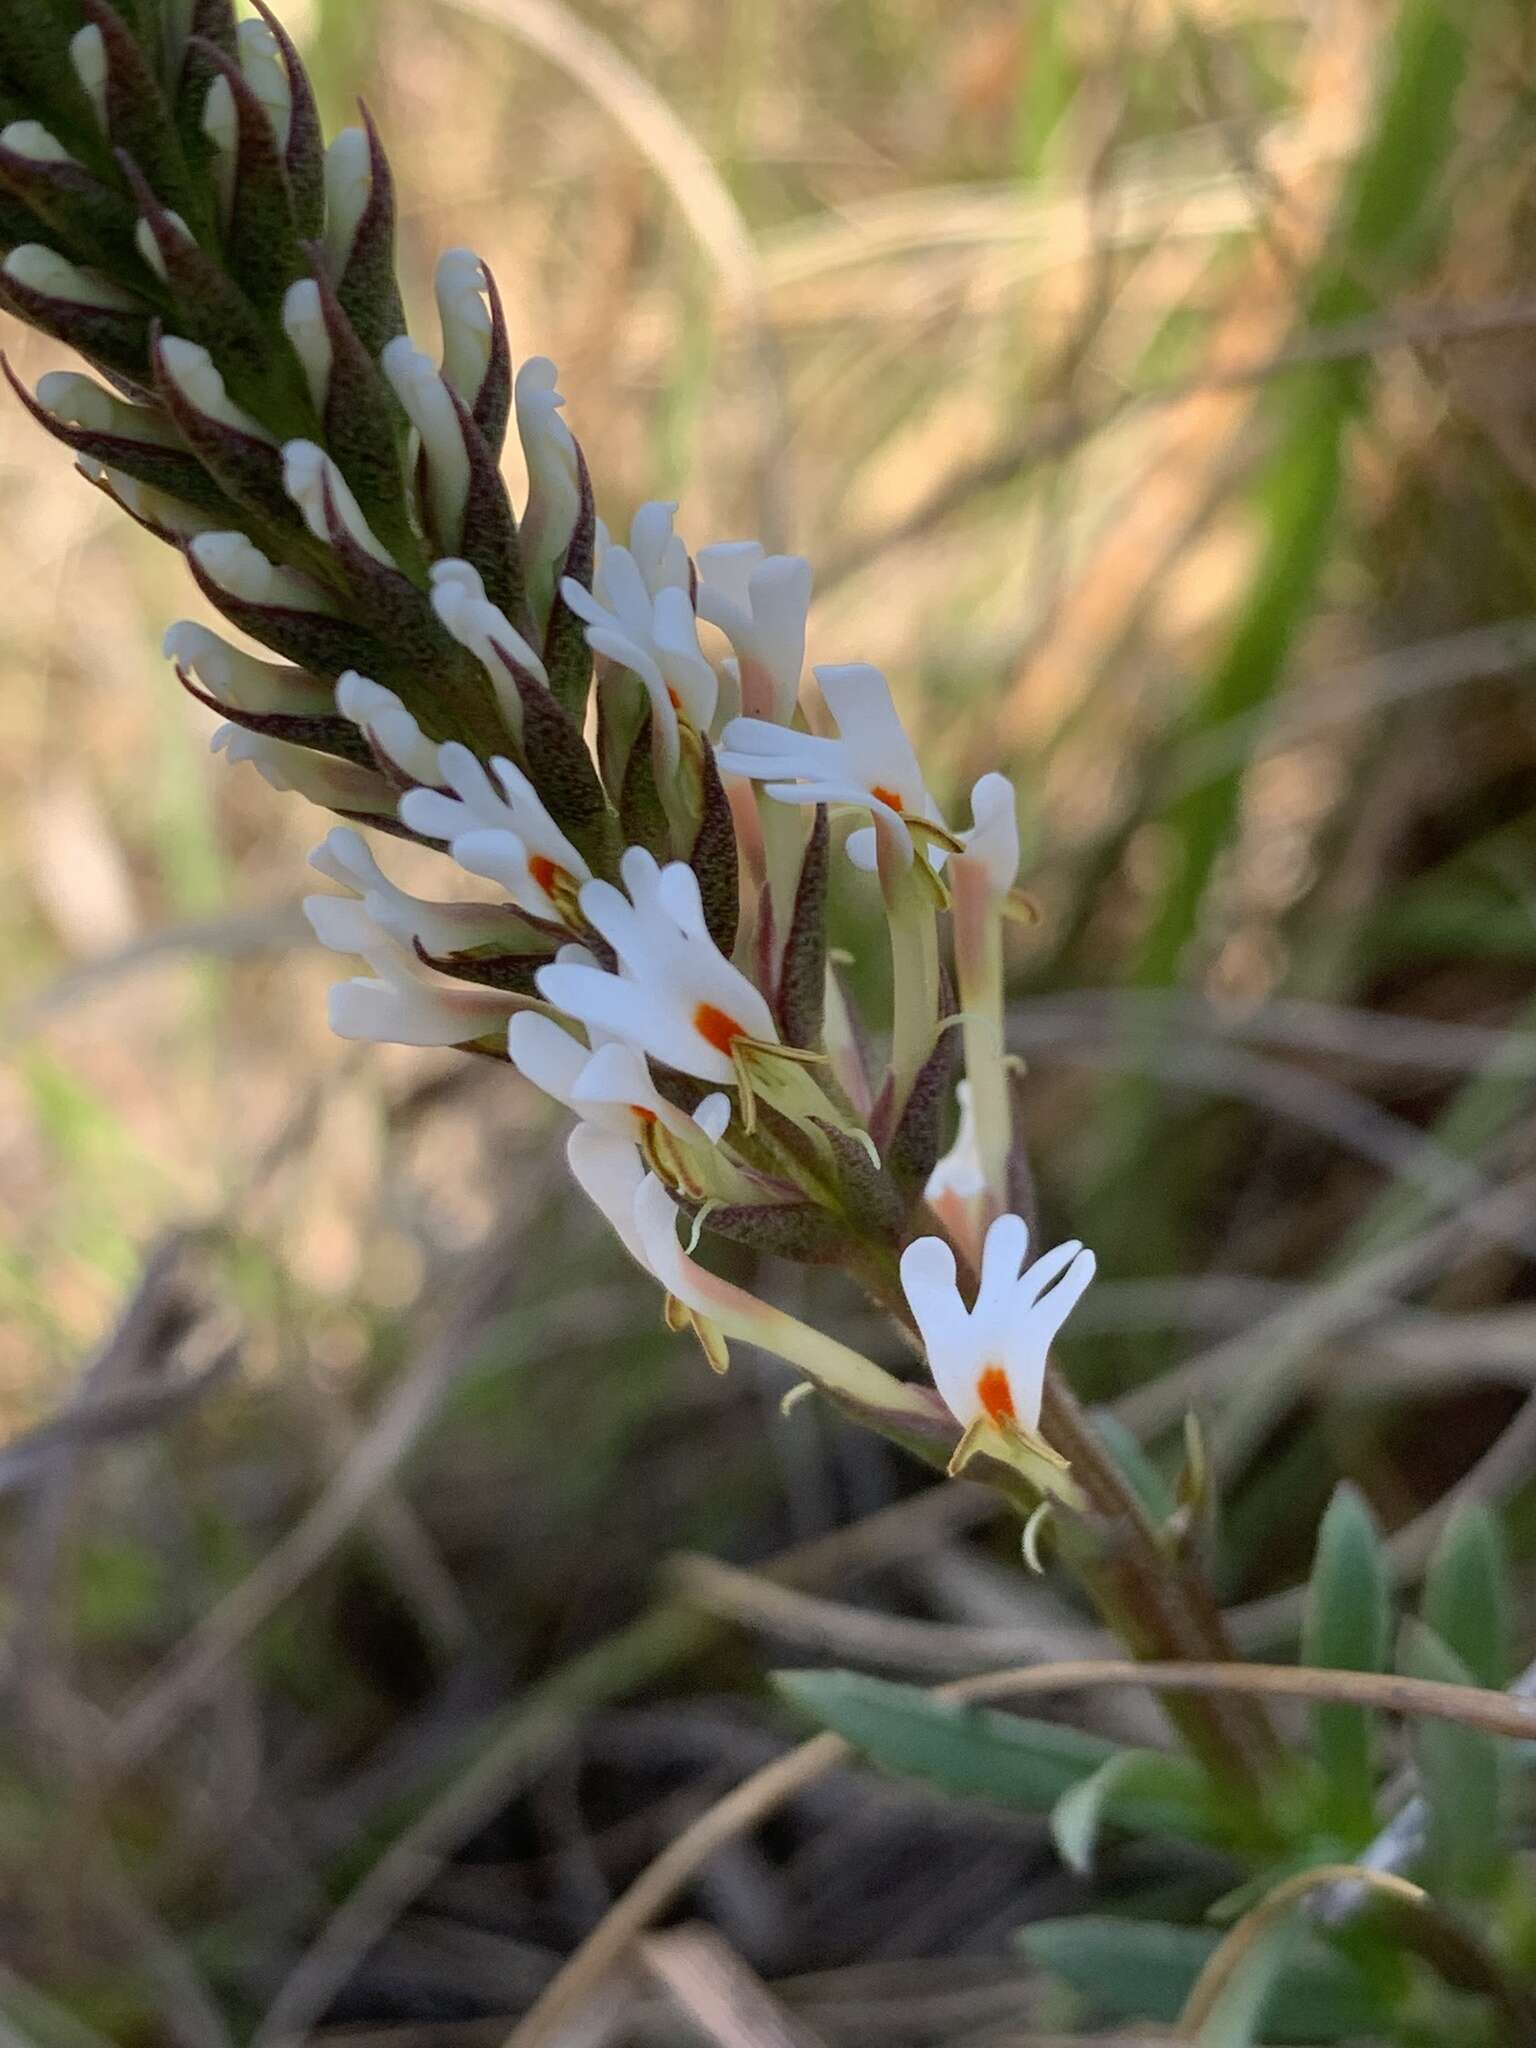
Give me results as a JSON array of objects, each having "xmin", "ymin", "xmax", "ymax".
[
  {"xmin": 529, "ymin": 854, "xmax": 562, "ymax": 897},
  {"xmin": 632, "ymin": 1105, "xmax": 657, "ymax": 1126},
  {"xmin": 976, "ymin": 1365, "xmax": 1015, "ymax": 1425},
  {"xmin": 668, "ymin": 685, "xmax": 682, "ymax": 709},
  {"xmin": 871, "ymin": 784, "xmax": 903, "ymax": 812},
  {"xmin": 694, "ymin": 1003, "xmax": 746, "ymax": 1056}
]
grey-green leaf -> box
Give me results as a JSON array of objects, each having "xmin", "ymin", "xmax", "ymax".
[
  {"xmin": 776, "ymin": 1669, "xmax": 1216, "ymax": 1839},
  {"xmin": 1399, "ymin": 1619, "xmax": 1506, "ymax": 1899},
  {"xmin": 1422, "ymin": 1502, "xmax": 1510, "ymax": 1692},
  {"xmin": 1017, "ymin": 1916, "xmax": 1381, "ymax": 2042},
  {"xmin": 1301, "ymin": 1483, "xmax": 1390, "ymax": 1838}
]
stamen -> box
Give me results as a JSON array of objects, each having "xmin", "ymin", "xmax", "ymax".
[
  {"xmin": 694, "ymin": 1002, "xmax": 746, "ymax": 1056},
  {"xmin": 528, "ymin": 853, "xmax": 563, "ymax": 898},
  {"xmin": 976, "ymin": 1365, "xmax": 1014, "ymax": 1425}
]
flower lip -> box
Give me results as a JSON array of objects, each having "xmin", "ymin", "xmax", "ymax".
[{"xmin": 899, "ymin": 1212, "xmax": 1096, "ymax": 1436}]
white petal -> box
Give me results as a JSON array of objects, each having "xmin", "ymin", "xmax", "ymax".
[
  {"xmin": 567, "ymin": 1125, "xmax": 648, "ymax": 1267},
  {"xmin": 508, "ymin": 1011, "xmax": 588, "ymax": 1108}
]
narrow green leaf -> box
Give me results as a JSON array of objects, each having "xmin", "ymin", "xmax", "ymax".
[
  {"xmin": 1016, "ymin": 1917, "xmax": 1380, "ymax": 2041},
  {"xmin": 1088, "ymin": 1412, "xmax": 1177, "ymax": 1524},
  {"xmin": 1422, "ymin": 1503, "xmax": 1511, "ymax": 1694},
  {"xmin": 775, "ymin": 1669, "xmax": 1216, "ymax": 1838},
  {"xmin": 1300, "ymin": 1483, "xmax": 1391, "ymax": 1840},
  {"xmin": 1399, "ymin": 1620, "xmax": 1506, "ymax": 1899},
  {"xmin": 1050, "ymin": 1747, "xmax": 1216, "ymax": 1874}
]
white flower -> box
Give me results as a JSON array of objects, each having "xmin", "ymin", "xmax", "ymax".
[
  {"xmin": 925, "ymin": 1081, "xmax": 985, "ymax": 1205},
  {"xmin": 165, "ymin": 621, "xmax": 322, "ymax": 718},
  {"xmin": 515, "ymin": 357, "xmax": 580, "ymax": 598},
  {"xmin": 598, "ymin": 501, "xmax": 690, "ymax": 599},
  {"xmin": 307, "ymin": 825, "xmax": 531, "ymax": 959},
  {"xmin": 899, "ymin": 1214, "xmax": 1095, "ymax": 1436},
  {"xmin": 305, "ymin": 894, "xmax": 523, "ymax": 1048},
  {"xmin": 211, "ymin": 725, "xmax": 393, "ymax": 814},
  {"xmin": 560, "ymin": 546, "xmax": 716, "ymax": 775},
  {"xmin": 718, "ymin": 662, "xmax": 941, "ymax": 872},
  {"xmin": 537, "ymin": 847, "xmax": 776, "ymax": 1085},
  {"xmin": 957, "ymin": 772, "xmax": 1020, "ymax": 895},
  {"xmin": 566, "ymin": 1124, "xmax": 650, "ymax": 1267},
  {"xmin": 399, "ymin": 742, "xmax": 590, "ymax": 927},
  {"xmin": 435, "ymin": 248, "xmax": 494, "ymax": 407},
  {"xmin": 283, "ymin": 441, "xmax": 394, "ymax": 565},
  {"xmin": 695, "ymin": 543, "xmax": 812, "ymax": 724},
  {"xmin": 510, "ymin": 1013, "xmax": 729, "ymax": 1144}
]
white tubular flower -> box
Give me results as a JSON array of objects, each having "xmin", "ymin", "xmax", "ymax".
[
  {"xmin": 515, "ymin": 357, "xmax": 580, "ymax": 597},
  {"xmin": 322, "ymin": 128, "xmax": 371, "ymax": 274},
  {"xmin": 308, "ymin": 905, "xmax": 522, "ymax": 1048},
  {"xmin": 335, "ymin": 673, "xmax": 441, "ymax": 784},
  {"xmin": 211, "ymin": 724, "xmax": 393, "ymax": 813},
  {"xmin": 958, "ymin": 772, "xmax": 1021, "ymax": 895},
  {"xmin": 308, "ymin": 825, "xmax": 528, "ymax": 959},
  {"xmin": 68, "ymin": 27, "xmax": 108, "ymax": 126},
  {"xmin": 159, "ymin": 336, "xmax": 272, "ymax": 439},
  {"xmin": 1, "ymin": 122, "xmax": 76, "ymax": 165},
  {"xmin": 202, "ymin": 74, "xmax": 238, "ymax": 159},
  {"xmin": 283, "ymin": 441, "xmax": 394, "ymax": 566},
  {"xmin": 537, "ymin": 847, "xmax": 776, "ymax": 1086},
  {"xmin": 695, "ymin": 543, "xmax": 813, "ymax": 724},
  {"xmin": 86, "ymin": 464, "xmax": 216, "ymax": 541},
  {"xmin": 190, "ymin": 531, "xmax": 339, "ymax": 613},
  {"xmin": 560, "ymin": 553, "xmax": 717, "ymax": 775},
  {"xmin": 566, "ymin": 1124, "xmax": 650, "ymax": 1267},
  {"xmin": 382, "ymin": 337, "xmax": 470, "ymax": 549},
  {"xmin": 509, "ymin": 1013, "xmax": 728, "ymax": 1145},
  {"xmin": 926, "ymin": 1081, "xmax": 985, "ymax": 1206},
  {"xmin": 282, "ymin": 280, "xmax": 333, "ymax": 414},
  {"xmin": 435, "ymin": 248, "xmax": 494, "ymax": 407},
  {"xmin": 719, "ymin": 663, "xmax": 940, "ymax": 873},
  {"xmin": 165, "ymin": 621, "xmax": 323, "ymax": 717},
  {"xmin": 35, "ymin": 370, "xmax": 178, "ymax": 444},
  {"xmin": 4, "ymin": 244, "xmax": 138, "ymax": 311},
  {"xmin": 899, "ymin": 1214, "xmax": 1095, "ymax": 1437},
  {"xmin": 235, "ymin": 18, "xmax": 292, "ymax": 151},
  {"xmin": 399, "ymin": 742, "xmax": 589, "ymax": 927}
]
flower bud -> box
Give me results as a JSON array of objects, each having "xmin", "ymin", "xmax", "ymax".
[
  {"xmin": 68, "ymin": 26, "xmax": 109, "ymax": 128},
  {"xmin": 281, "ymin": 279, "xmax": 332, "ymax": 414},
  {"xmin": 322, "ymin": 127, "xmax": 371, "ymax": 276},
  {"xmin": 158, "ymin": 335, "xmax": 272, "ymax": 440},
  {"xmin": 3, "ymin": 243, "xmax": 137, "ymax": 311},
  {"xmin": 382, "ymin": 336, "xmax": 469, "ymax": 552},
  {"xmin": 434, "ymin": 248, "xmax": 493, "ymax": 410},
  {"xmin": 334, "ymin": 672, "xmax": 441, "ymax": 784},
  {"xmin": 0, "ymin": 123, "xmax": 75, "ymax": 166},
  {"xmin": 190, "ymin": 530, "xmax": 338, "ymax": 614},
  {"xmin": 283, "ymin": 440, "xmax": 394, "ymax": 566}
]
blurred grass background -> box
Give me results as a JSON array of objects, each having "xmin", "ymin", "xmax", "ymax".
[{"xmin": 4, "ymin": 0, "xmax": 1536, "ymax": 2039}]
